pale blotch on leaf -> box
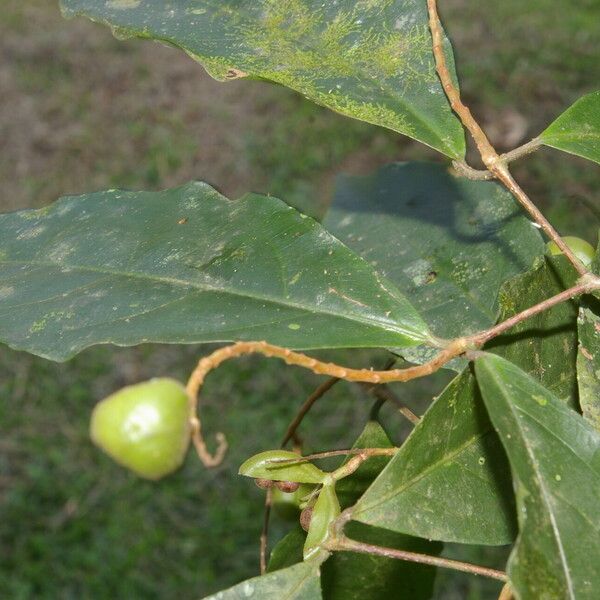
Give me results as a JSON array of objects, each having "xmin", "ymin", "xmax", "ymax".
[
  {"xmin": 106, "ymin": 0, "xmax": 141, "ymax": 8},
  {"xmin": 533, "ymin": 394, "xmax": 548, "ymax": 406}
]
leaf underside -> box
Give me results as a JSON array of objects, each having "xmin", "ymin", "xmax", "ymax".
[
  {"xmin": 60, "ymin": 0, "xmax": 465, "ymax": 158},
  {"xmin": 0, "ymin": 183, "xmax": 432, "ymax": 360},
  {"xmin": 476, "ymin": 354, "xmax": 600, "ymax": 600}
]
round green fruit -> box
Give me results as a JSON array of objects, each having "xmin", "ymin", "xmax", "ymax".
[
  {"xmin": 547, "ymin": 236, "xmax": 595, "ymax": 267},
  {"xmin": 90, "ymin": 378, "xmax": 191, "ymax": 480}
]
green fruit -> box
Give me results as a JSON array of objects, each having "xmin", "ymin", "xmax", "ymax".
[
  {"xmin": 547, "ymin": 236, "xmax": 595, "ymax": 266},
  {"xmin": 90, "ymin": 378, "xmax": 191, "ymax": 480}
]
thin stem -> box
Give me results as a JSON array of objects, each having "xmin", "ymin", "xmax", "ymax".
[
  {"xmin": 493, "ymin": 167, "xmax": 588, "ymax": 276},
  {"xmin": 269, "ymin": 447, "xmax": 397, "ymax": 464},
  {"xmin": 453, "ymin": 138, "xmax": 543, "ymax": 181},
  {"xmin": 470, "ymin": 280, "xmax": 596, "ymax": 346},
  {"xmin": 328, "ymin": 536, "xmax": 507, "ymax": 582},
  {"xmin": 280, "ymin": 377, "xmax": 340, "ymax": 447},
  {"xmin": 260, "ymin": 488, "xmax": 272, "ymax": 575},
  {"xmin": 426, "ymin": 0, "xmax": 588, "ymax": 276},
  {"xmin": 502, "ymin": 137, "xmax": 542, "ymax": 163},
  {"xmin": 365, "ymin": 385, "xmax": 420, "ymax": 425},
  {"xmin": 186, "ymin": 272, "xmax": 600, "ymax": 467},
  {"xmin": 331, "ymin": 448, "xmax": 398, "ymax": 481},
  {"xmin": 452, "ymin": 160, "xmax": 495, "ymax": 181},
  {"xmin": 186, "ymin": 340, "xmax": 467, "ymax": 466}
]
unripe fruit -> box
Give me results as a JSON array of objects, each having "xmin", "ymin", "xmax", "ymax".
[
  {"xmin": 547, "ymin": 236, "xmax": 595, "ymax": 267},
  {"xmin": 90, "ymin": 378, "xmax": 191, "ymax": 480}
]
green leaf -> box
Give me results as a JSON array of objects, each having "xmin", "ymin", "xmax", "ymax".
[
  {"xmin": 324, "ymin": 162, "xmax": 544, "ymax": 369},
  {"xmin": 304, "ymin": 483, "xmax": 340, "ymax": 560},
  {"xmin": 576, "ymin": 304, "xmax": 600, "ymax": 431},
  {"xmin": 60, "ymin": 0, "xmax": 465, "ymax": 158},
  {"xmin": 352, "ymin": 368, "xmax": 516, "ymax": 545},
  {"xmin": 202, "ymin": 560, "xmax": 322, "ymax": 600},
  {"xmin": 321, "ymin": 522, "xmax": 441, "ymax": 600},
  {"xmin": 267, "ymin": 526, "xmax": 307, "ymax": 574},
  {"xmin": 487, "ymin": 255, "xmax": 579, "ymax": 407},
  {"xmin": 335, "ymin": 421, "xmax": 395, "ymax": 509},
  {"xmin": 475, "ymin": 353, "xmax": 600, "ymax": 600},
  {"xmin": 239, "ymin": 450, "xmax": 327, "ymax": 485},
  {"xmin": 540, "ymin": 91, "xmax": 600, "ymax": 165},
  {"xmin": 0, "ymin": 183, "xmax": 432, "ymax": 360}
]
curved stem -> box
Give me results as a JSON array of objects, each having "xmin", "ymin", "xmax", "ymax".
[
  {"xmin": 427, "ymin": 0, "xmax": 588, "ymax": 277},
  {"xmin": 328, "ymin": 536, "xmax": 507, "ymax": 581},
  {"xmin": 186, "ymin": 340, "xmax": 468, "ymax": 466}
]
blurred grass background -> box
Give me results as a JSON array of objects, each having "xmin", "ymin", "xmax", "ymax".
[{"xmin": 0, "ymin": 0, "xmax": 598, "ymax": 598}]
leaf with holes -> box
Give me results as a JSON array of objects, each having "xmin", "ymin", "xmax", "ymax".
[
  {"xmin": 324, "ymin": 162, "xmax": 544, "ymax": 370},
  {"xmin": 540, "ymin": 91, "xmax": 600, "ymax": 165},
  {"xmin": 475, "ymin": 353, "xmax": 600, "ymax": 600},
  {"xmin": 60, "ymin": 0, "xmax": 465, "ymax": 158},
  {"xmin": 0, "ymin": 183, "xmax": 433, "ymax": 360},
  {"xmin": 352, "ymin": 368, "xmax": 516, "ymax": 545}
]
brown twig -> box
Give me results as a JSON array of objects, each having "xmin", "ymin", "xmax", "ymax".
[
  {"xmin": 259, "ymin": 488, "xmax": 272, "ymax": 575},
  {"xmin": 186, "ymin": 339, "xmax": 468, "ymax": 466},
  {"xmin": 280, "ymin": 377, "xmax": 340, "ymax": 447},
  {"xmin": 269, "ymin": 447, "xmax": 398, "ymax": 464},
  {"xmin": 365, "ymin": 385, "xmax": 421, "ymax": 425},
  {"xmin": 426, "ymin": 0, "xmax": 587, "ymax": 277},
  {"xmin": 470, "ymin": 280, "xmax": 596, "ymax": 346},
  {"xmin": 186, "ymin": 273, "xmax": 600, "ymax": 467},
  {"xmin": 327, "ymin": 536, "xmax": 507, "ymax": 581},
  {"xmin": 452, "ymin": 138, "xmax": 543, "ymax": 181}
]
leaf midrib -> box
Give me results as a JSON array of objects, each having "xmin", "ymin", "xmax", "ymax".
[
  {"xmin": 0, "ymin": 258, "xmax": 428, "ymax": 342},
  {"xmin": 481, "ymin": 362, "xmax": 575, "ymax": 599}
]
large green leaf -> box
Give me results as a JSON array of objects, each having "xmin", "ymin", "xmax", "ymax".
[
  {"xmin": 0, "ymin": 183, "xmax": 433, "ymax": 360},
  {"xmin": 324, "ymin": 162, "xmax": 544, "ymax": 368},
  {"xmin": 203, "ymin": 560, "xmax": 322, "ymax": 599},
  {"xmin": 576, "ymin": 304, "xmax": 600, "ymax": 431},
  {"xmin": 475, "ymin": 354, "xmax": 600, "ymax": 600},
  {"xmin": 352, "ymin": 368, "xmax": 516, "ymax": 545},
  {"xmin": 487, "ymin": 255, "xmax": 579, "ymax": 407},
  {"xmin": 60, "ymin": 0, "xmax": 465, "ymax": 158},
  {"xmin": 540, "ymin": 91, "xmax": 600, "ymax": 165}
]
